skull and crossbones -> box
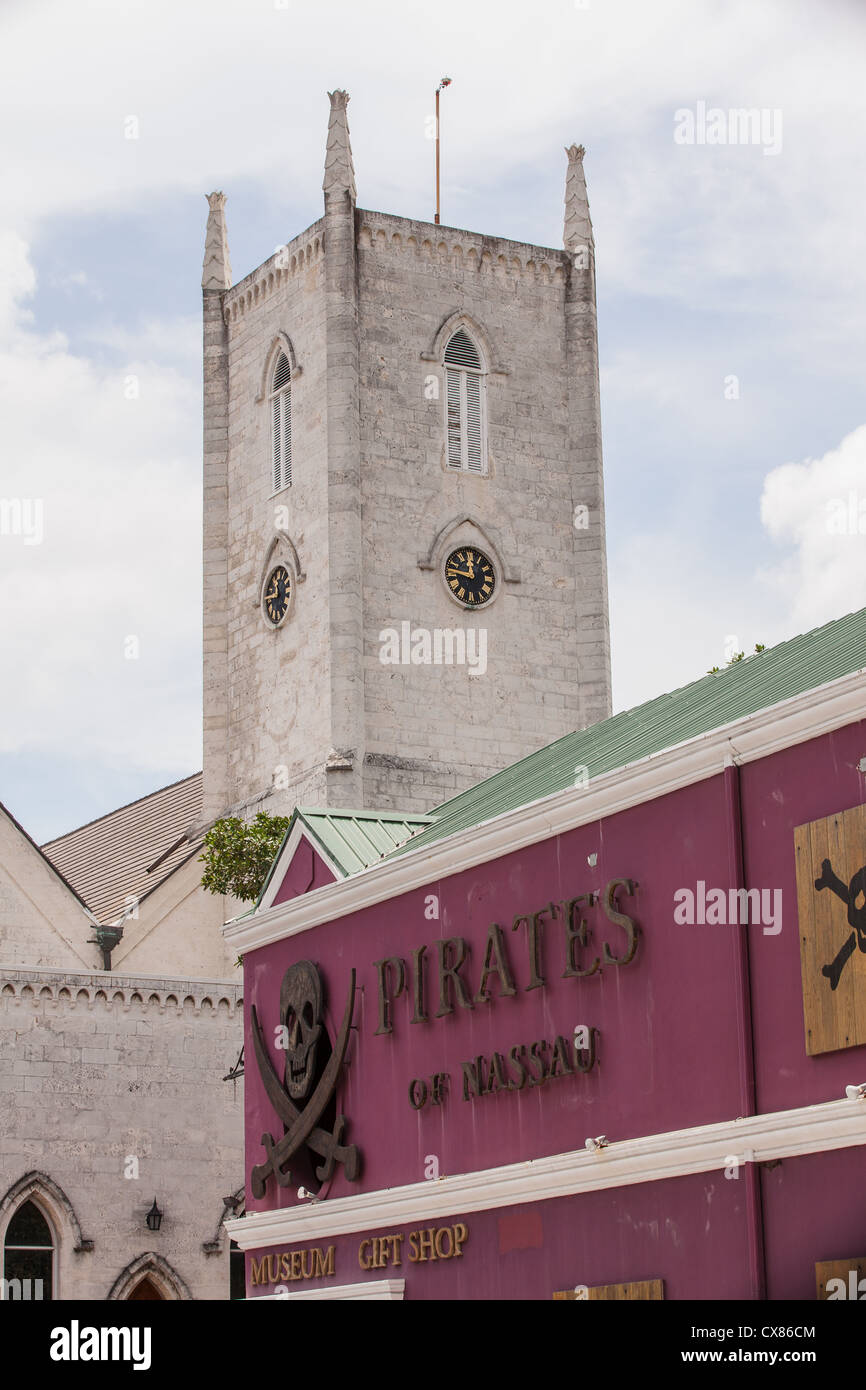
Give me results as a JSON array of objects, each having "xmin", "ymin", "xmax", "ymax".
[
  {"xmin": 281, "ymin": 960, "xmax": 323, "ymax": 1101},
  {"xmin": 815, "ymin": 858, "xmax": 866, "ymax": 990},
  {"xmin": 250, "ymin": 961, "xmax": 360, "ymax": 1198}
]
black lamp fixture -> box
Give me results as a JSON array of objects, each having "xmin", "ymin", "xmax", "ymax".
[{"xmin": 145, "ymin": 1199, "xmax": 163, "ymax": 1232}]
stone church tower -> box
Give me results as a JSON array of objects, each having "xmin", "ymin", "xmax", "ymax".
[{"xmin": 202, "ymin": 92, "xmax": 611, "ymax": 823}]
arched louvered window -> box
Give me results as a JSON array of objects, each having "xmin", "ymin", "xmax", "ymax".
[
  {"xmin": 269, "ymin": 350, "xmax": 292, "ymax": 492},
  {"xmin": 444, "ymin": 328, "xmax": 486, "ymax": 474}
]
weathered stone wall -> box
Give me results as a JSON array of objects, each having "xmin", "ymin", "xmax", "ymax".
[
  {"xmin": 206, "ymin": 201, "xmax": 611, "ymax": 819},
  {"xmin": 356, "ymin": 211, "xmax": 610, "ymax": 811},
  {"xmin": 0, "ymin": 970, "xmax": 243, "ymax": 1301},
  {"xmin": 210, "ymin": 222, "xmax": 333, "ymax": 820}
]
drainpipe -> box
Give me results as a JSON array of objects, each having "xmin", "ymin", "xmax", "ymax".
[
  {"xmin": 87, "ymin": 924, "xmax": 124, "ymax": 971},
  {"xmin": 723, "ymin": 754, "xmax": 766, "ymax": 1300}
]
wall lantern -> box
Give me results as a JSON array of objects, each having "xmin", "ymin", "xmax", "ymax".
[{"xmin": 145, "ymin": 1199, "xmax": 163, "ymax": 1232}]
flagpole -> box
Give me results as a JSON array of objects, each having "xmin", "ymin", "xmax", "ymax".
[{"xmin": 434, "ymin": 77, "xmax": 451, "ymax": 225}]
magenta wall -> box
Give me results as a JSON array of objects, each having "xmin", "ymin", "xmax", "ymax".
[
  {"xmin": 248, "ymin": 1172, "xmax": 753, "ymax": 1300},
  {"xmin": 242, "ymin": 718, "xmax": 866, "ymax": 1297},
  {"xmin": 271, "ymin": 835, "xmax": 336, "ymax": 905},
  {"xmin": 244, "ymin": 1143, "xmax": 866, "ymax": 1300}
]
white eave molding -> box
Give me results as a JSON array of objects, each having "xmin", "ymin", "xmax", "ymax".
[
  {"xmin": 223, "ymin": 669, "xmax": 866, "ymax": 955},
  {"xmin": 225, "ymin": 1094, "xmax": 866, "ymax": 1249}
]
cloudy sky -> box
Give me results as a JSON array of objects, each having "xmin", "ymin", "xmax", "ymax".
[{"xmin": 1, "ymin": 0, "xmax": 864, "ymax": 843}]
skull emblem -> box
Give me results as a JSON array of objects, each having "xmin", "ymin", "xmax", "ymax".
[{"xmin": 280, "ymin": 961, "xmax": 323, "ymax": 1101}]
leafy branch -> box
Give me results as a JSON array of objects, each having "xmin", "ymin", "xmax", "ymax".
[{"xmin": 199, "ymin": 812, "xmax": 291, "ymax": 903}]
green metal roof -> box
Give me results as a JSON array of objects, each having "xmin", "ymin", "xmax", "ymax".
[
  {"xmin": 252, "ymin": 806, "xmax": 437, "ymax": 909},
  {"xmin": 294, "ymin": 807, "xmax": 436, "ymax": 876},
  {"xmin": 386, "ymin": 605, "xmax": 866, "ymax": 862}
]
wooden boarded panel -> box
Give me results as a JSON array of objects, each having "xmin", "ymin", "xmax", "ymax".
[
  {"xmin": 816, "ymin": 1257, "xmax": 866, "ymax": 1300},
  {"xmin": 795, "ymin": 805, "xmax": 866, "ymax": 1055},
  {"xmin": 554, "ymin": 1279, "xmax": 664, "ymax": 1301}
]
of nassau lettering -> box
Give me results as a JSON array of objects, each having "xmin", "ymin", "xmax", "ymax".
[
  {"xmin": 374, "ymin": 879, "xmax": 638, "ymax": 1036},
  {"xmin": 409, "ymin": 1028, "xmax": 599, "ymax": 1110}
]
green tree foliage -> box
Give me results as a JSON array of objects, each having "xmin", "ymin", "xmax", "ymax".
[{"xmin": 200, "ymin": 812, "xmax": 291, "ymax": 903}]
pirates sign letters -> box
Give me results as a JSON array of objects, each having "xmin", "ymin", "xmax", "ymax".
[
  {"xmin": 795, "ymin": 805, "xmax": 866, "ymax": 1055},
  {"xmin": 250, "ymin": 961, "xmax": 361, "ymax": 1197}
]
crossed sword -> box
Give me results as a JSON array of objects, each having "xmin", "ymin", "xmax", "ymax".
[
  {"xmin": 249, "ymin": 969, "xmax": 360, "ymax": 1199},
  {"xmin": 815, "ymin": 860, "xmax": 866, "ymax": 990}
]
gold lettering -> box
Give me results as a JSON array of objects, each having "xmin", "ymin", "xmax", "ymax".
[
  {"xmin": 435, "ymin": 938, "xmax": 474, "ymax": 1017},
  {"xmin": 461, "ymin": 1055, "xmax": 484, "ymax": 1100},
  {"xmin": 473, "ymin": 923, "xmax": 517, "ymax": 1002},
  {"xmin": 373, "ymin": 956, "xmax": 406, "ymax": 1035},
  {"xmin": 313, "ymin": 1246, "xmax": 336, "ymax": 1278},
  {"xmin": 250, "ymin": 1255, "xmax": 267, "ymax": 1286},
  {"xmin": 452, "ymin": 1223, "xmax": 468, "ymax": 1258},
  {"xmin": 561, "ymin": 895, "xmax": 599, "ymax": 978},
  {"xmin": 358, "ymin": 1239, "xmax": 373, "ymax": 1270},
  {"xmin": 601, "ymin": 879, "xmax": 639, "ymax": 965},
  {"xmin": 435, "ymin": 1227, "xmax": 454, "ymax": 1260},
  {"xmin": 413, "ymin": 1227, "xmax": 437, "ymax": 1262},
  {"xmin": 280, "ymin": 1252, "xmax": 291, "ymax": 1281}
]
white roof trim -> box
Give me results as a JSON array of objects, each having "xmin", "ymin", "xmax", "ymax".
[
  {"xmin": 225, "ymin": 1093, "xmax": 866, "ymax": 1249},
  {"xmin": 224, "ymin": 668, "xmax": 866, "ymax": 955}
]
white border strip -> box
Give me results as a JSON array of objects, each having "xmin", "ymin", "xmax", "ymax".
[
  {"xmin": 249, "ymin": 1278, "xmax": 405, "ymax": 1302},
  {"xmin": 224, "ymin": 672, "xmax": 866, "ymax": 954},
  {"xmin": 225, "ymin": 1095, "xmax": 866, "ymax": 1249}
]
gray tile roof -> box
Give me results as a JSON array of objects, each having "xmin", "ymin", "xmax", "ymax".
[{"xmin": 41, "ymin": 772, "xmax": 203, "ymax": 922}]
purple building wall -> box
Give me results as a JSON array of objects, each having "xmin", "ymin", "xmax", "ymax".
[{"xmin": 240, "ymin": 719, "xmax": 866, "ymax": 1299}]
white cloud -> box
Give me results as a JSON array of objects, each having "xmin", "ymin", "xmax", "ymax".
[
  {"xmin": 0, "ymin": 238, "xmax": 201, "ymax": 774},
  {"xmin": 759, "ymin": 425, "xmax": 866, "ymax": 630}
]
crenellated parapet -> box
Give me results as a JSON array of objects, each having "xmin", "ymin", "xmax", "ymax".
[
  {"xmin": 223, "ymin": 225, "xmax": 325, "ymax": 325},
  {"xmin": 358, "ymin": 212, "xmax": 569, "ymax": 286}
]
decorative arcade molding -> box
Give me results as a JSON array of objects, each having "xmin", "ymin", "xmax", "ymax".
[{"xmin": 0, "ymin": 968, "xmax": 242, "ymax": 1017}]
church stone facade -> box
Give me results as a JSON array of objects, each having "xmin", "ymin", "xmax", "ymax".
[
  {"xmin": 0, "ymin": 796, "xmax": 243, "ymax": 1302},
  {"xmin": 203, "ymin": 91, "xmax": 611, "ymax": 824}
]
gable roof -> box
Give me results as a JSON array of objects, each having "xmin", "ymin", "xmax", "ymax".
[
  {"xmin": 256, "ymin": 806, "xmax": 436, "ymax": 909},
  {"xmin": 41, "ymin": 772, "xmax": 204, "ymax": 922},
  {"xmin": 386, "ymin": 606, "xmax": 866, "ymax": 862}
]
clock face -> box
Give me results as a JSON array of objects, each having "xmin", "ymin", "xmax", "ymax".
[
  {"xmin": 444, "ymin": 546, "xmax": 496, "ymax": 607},
  {"xmin": 263, "ymin": 565, "xmax": 292, "ymax": 625}
]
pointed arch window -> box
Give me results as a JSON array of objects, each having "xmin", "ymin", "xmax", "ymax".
[
  {"xmin": 3, "ymin": 1200, "xmax": 54, "ymax": 1300},
  {"xmin": 444, "ymin": 328, "xmax": 487, "ymax": 475},
  {"xmin": 269, "ymin": 351, "xmax": 292, "ymax": 493}
]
